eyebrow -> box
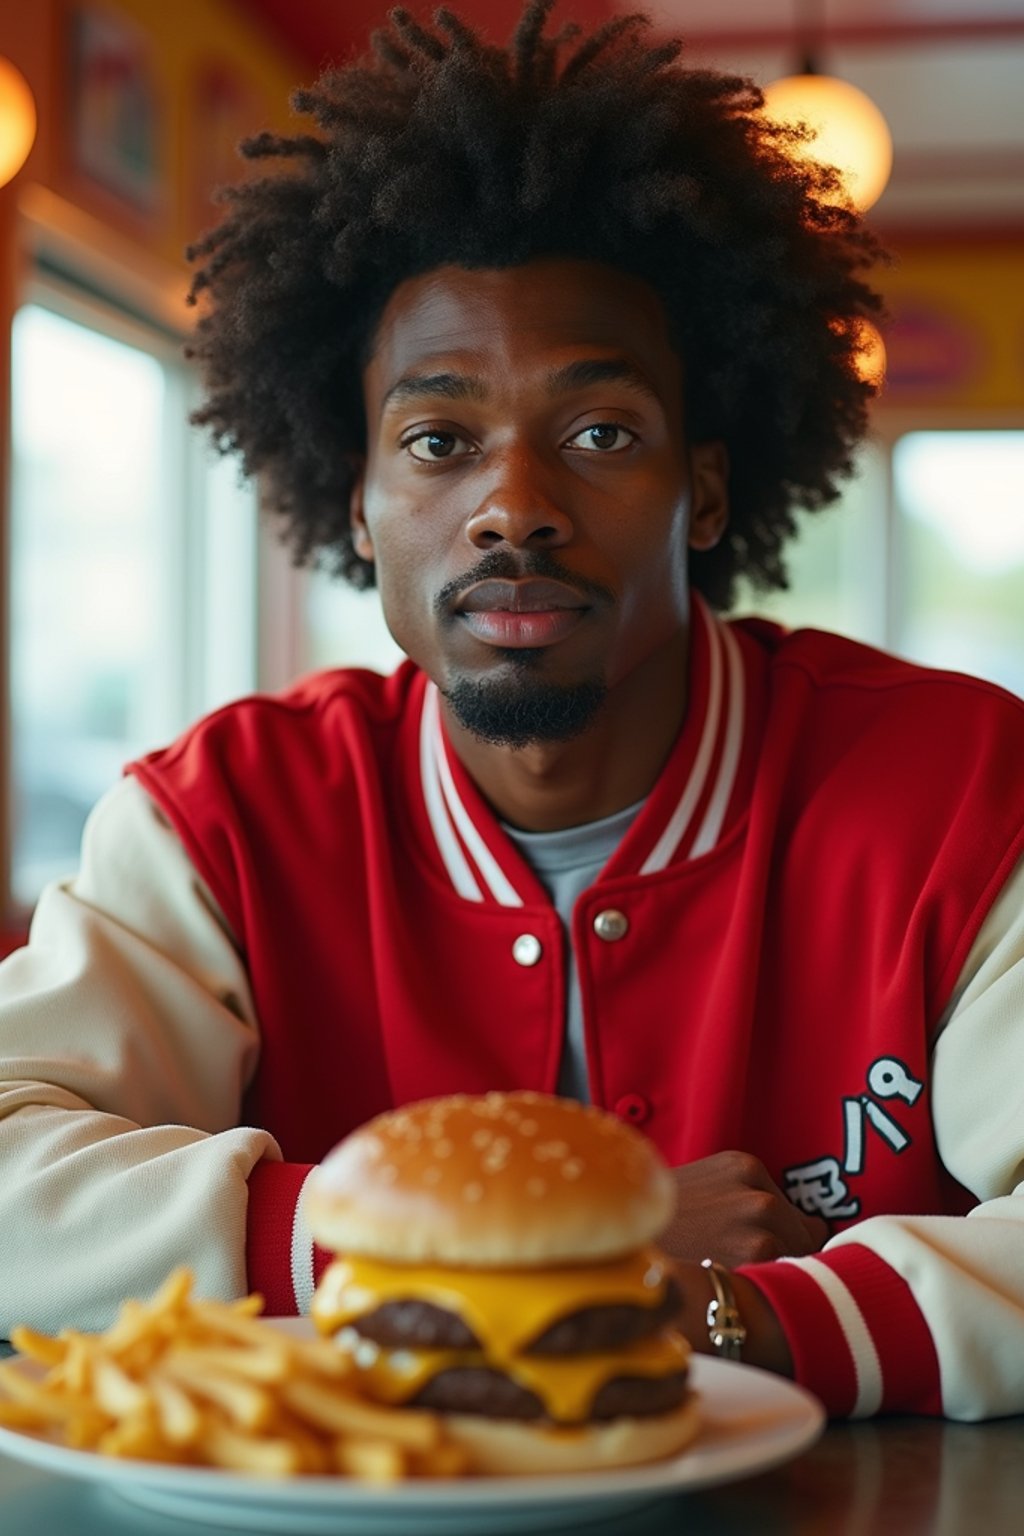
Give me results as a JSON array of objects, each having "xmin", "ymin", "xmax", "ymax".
[
  {"xmin": 381, "ymin": 357, "xmax": 661, "ymax": 412},
  {"xmin": 382, "ymin": 372, "xmax": 487, "ymax": 409},
  {"xmin": 545, "ymin": 358, "xmax": 661, "ymax": 404}
]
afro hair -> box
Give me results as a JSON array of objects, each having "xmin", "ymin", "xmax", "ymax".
[{"xmin": 186, "ymin": 0, "xmax": 886, "ymax": 610}]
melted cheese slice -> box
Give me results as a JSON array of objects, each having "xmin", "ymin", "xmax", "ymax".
[
  {"xmin": 335, "ymin": 1330, "xmax": 690, "ymax": 1425},
  {"xmin": 312, "ymin": 1245, "xmax": 671, "ymax": 1362},
  {"xmin": 311, "ymin": 1246, "xmax": 686, "ymax": 1423}
]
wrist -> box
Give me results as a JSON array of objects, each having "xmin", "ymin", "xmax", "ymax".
[
  {"xmin": 674, "ymin": 1260, "xmax": 793, "ymax": 1377},
  {"xmin": 728, "ymin": 1272, "xmax": 793, "ymax": 1377}
]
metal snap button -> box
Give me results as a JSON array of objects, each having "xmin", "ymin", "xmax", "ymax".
[
  {"xmin": 594, "ymin": 908, "xmax": 629, "ymax": 942},
  {"xmin": 512, "ymin": 934, "xmax": 543, "ymax": 967}
]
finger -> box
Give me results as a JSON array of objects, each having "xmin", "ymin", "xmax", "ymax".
[
  {"xmin": 778, "ymin": 1208, "xmax": 829, "ymax": 1256},
  {"xmin": 800, "ymin": 1212, "xmax": 830, "ymax": 1250}
]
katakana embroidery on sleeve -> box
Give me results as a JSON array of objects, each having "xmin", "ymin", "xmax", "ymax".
[
  {"xmin": 783, "ymin": 1057, "xmax": 925, "ymax": 1221},
  {"xmin": 784, "ymin": 1156, "xmax": 861, "ymax": 1220},
  {"xmin": 842, "ymin": 1056, "xmax": 923, "ymax": 1175}
]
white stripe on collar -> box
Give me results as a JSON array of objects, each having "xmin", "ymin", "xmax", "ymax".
[
  {"xmin": 420, "ymin": 599, "xmax": 745, "ymax": 900},
  {"xmin": 640, "ymin": 599, "xmax": 725, "ymax": 874},
  {"xmin": 429, "ymin": 686, "xmax": 525, "ymax": 908},
  {"xmin": 419, "ymin": 683, "xmax": 484, "ymax": 901},
  {"xmin": 689, "ymin": 617, "xmax": 745, "ymax": 859}
]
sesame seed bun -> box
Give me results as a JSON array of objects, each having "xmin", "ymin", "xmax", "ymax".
[{"xmin": 305, "ymin": 1092, "xmax": 675, "ymax": 1267}]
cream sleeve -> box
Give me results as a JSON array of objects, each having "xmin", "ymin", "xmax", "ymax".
[
  {"xmin": 862, "ymin": 855, "xmax": 1024, "ymax": 1416},
  {"xmin": 0, "ymin": 775, "xmax": 281, "ymax": 1336}
]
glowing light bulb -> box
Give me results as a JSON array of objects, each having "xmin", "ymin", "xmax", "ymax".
[
  {"xmin": 853, "ymin": 318, "xmax": 886, "ymax": 388},
  {"xmin": 830, "ymin": 316, "xmax": 887, "ymax": 390},
  {"xmin": 763, "ymin": 72, "xmax": 893, "ymax": 212},
  {"xmin": 0, "ymin": 56, "xmax": 37, "ymax": 190}
]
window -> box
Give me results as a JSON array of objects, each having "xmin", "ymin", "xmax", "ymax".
[
  {"xmin": 8, "ymin": 282, "xmax": 257, "ymax": 913},
  {"xmin": 731, "ymin": 428, "xmax": 1024, "ymax": 700},
  {"xmin": 305, "ymin": 568, "xmax": 406, "ymax": 675},
  {"xmin": 731, "ymin": 440, "xmax": 888, "ymax": 648},
  {"xmin": 892, "ymin": 431, "xmax": 1024, "ymax": 696}
]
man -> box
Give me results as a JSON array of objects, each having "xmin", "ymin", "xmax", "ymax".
[{"xmin": 2, "ymin": 1, "xmax": 1023, "ymax": 1421}]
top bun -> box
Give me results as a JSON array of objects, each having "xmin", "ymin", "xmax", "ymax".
[{"xmin": 305, "ymin": 1092, "xmax": 675, "ymax": 1267}]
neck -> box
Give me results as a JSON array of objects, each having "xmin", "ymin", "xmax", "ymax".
[{"xmin": 441, "ymin": 629, "xmax": 690, "ymax": 832}]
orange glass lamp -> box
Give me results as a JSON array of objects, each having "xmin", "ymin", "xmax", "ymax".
[
  {"xmin": 0, "ymin": 55, "xmax": 37, "ymax": 190},
  {"xmin": 763, "ymin": 0, "xmax": 892, "ymax": 213},
  {"xmin": 853, "ymin": 318, "xmax": 886, "ymax": 389},
  {"xmin": 763, "ymin": 72, "xmax": 892, "ymax": 212},
  {"xmin": 831, "ymin": 315, "xmax": 886, "ymax": 389}
]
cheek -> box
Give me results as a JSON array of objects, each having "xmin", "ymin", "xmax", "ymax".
[
  {"xmin": 372, "ymin": 561, "xmax": 430, "ymax": 667},
  {"xmin": 371, "ymin": 533, "xmax": 418, "ymax": 615},
  {"xmin": 361, "ymin": 506, "xmax": 441, "ymax": 656},
  {"xmin": 607, "ymin": 499, "xmax": 691, "ymax": 629},
  {"xmin": 363, "ymin": 470, "xmax": 465, "ymax": 588},
  {"xmin": 610, "ymin": 486, "xmax": 690, "ymax": 577}
]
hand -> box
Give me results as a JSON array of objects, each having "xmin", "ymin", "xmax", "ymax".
[{"xmin": 660, "ymin": 1150, "xmax": 829, "ymax": 1268}]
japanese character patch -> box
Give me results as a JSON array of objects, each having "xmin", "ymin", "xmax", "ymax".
[{"xmin": 783, "ymin": 1056, "xmax": 924, "ymax": 1222}]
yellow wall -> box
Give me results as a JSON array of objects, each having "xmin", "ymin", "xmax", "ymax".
[{"xmin": 879, "ymin": 242, "xmax": 1024, "ymax": 415}]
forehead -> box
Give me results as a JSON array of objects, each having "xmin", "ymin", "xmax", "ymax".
[{"xmin": 363, "ymin": 258, "xmax": 683, "ymax": 403}]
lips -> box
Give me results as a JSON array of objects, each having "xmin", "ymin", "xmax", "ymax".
[
  {"xmin": 455, "ymin": 579, "xmax": 590, "ymax": 649},
  {"xmin": 456, "ymin": 579, "xmax": 589, "ymax": 615}
]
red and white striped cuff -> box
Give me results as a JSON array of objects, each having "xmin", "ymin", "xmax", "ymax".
[
  {"xmin": 245, "ymin": 1160, "xmax": 332, "ymax": 1315},
  {"xmin": 738, "ymin": 1242, "xmax": 942, "ymax": 1418}
]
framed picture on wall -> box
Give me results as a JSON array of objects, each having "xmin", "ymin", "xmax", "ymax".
[
  {"xmin": 69, "ymin": 5, "xmax": 163, "ymax": 219},
  {"xmin": 188, "ymin": 60, "xmax": 269, "ymax": 242}
]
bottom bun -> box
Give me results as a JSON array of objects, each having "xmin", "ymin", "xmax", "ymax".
[{"xmin": 441, "ymin": 1394, "xmax": 701, "ymax": 1476}]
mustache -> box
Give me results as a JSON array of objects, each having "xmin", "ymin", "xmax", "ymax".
[{"xmin": 434, "ymin": 550, "xmax": 614, "ymax": 617}]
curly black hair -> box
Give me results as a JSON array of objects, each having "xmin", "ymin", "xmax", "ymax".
[{"xmin": 186, "ymin": 0, "xmax": 886, "ymax": 611}]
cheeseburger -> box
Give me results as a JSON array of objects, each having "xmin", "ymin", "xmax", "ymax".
[{"xmin": 307, "ymin": 1091, "xmax": 699, "ymax": 1474}]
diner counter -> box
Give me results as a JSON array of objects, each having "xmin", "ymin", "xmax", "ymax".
[{"xmin": 3, "ymin": 1414, "xmax": 1024, "ymax": 1535}]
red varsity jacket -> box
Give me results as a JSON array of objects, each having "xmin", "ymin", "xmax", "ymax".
[{"xmin": 129, "ymin": 598, "xmax": 1024, "ymax": 1417}]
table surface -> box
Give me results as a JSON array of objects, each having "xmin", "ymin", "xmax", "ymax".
[{"xmin": 3, "ymin": 1414, "xmax": 1024, "ymax": 1535}]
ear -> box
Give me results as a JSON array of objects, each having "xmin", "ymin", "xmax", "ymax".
[
  {"xmin": 687, "ymin": 440, "xmax": 730, "ymax": 552},
  {"xmin": 349, "ymin": 461, "xmax": 374, "ymax": 564}
]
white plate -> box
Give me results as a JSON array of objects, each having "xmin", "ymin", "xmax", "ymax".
[{"xmin": 0, "ymin": 1324, "xmax": 824, "ymax": 1534}]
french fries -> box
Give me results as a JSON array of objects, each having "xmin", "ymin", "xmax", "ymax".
[{"xmin": 0, "ymin": 1268, "xmax": 472, "ymax": 1482}]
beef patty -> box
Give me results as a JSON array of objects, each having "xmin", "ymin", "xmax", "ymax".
[
  {"xmin": 347, "ymin": 1276, "xmax": 683, "ymax": 1354},
  {"xmin": 412, "ymin": 1365, "xmax": 691, "ymax": 1421}
]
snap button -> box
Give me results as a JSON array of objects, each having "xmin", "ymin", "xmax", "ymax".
[
  {"xmin": 512, "ymin": 933, "xmax": 543, "ymax": 967},
  {"xmin": 614, "ymin": 1093, "xmax": 651, "ymax": 1126},
  {"xmin": 594, "ymin": 908, "xmax": 629, "ymax": 942}
]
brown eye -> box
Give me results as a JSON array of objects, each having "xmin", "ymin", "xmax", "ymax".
[
  {"xmin": 566, "ymin": 424, "xmax": 635, "ymax": 452},
  {"xmin": 407, "ymin": 431, "xmax": 468, "ymax": 461}
]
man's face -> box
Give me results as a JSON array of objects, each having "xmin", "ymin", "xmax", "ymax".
[{"xmin": 353, "ymin": 258, "xmax": 728, "ymax": 747}]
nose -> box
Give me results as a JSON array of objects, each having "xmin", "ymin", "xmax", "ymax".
[{"xmin": 465, "ymin": 447, "xmax": 573, "ymax": 551}]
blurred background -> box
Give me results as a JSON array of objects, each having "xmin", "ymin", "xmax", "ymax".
[{"xmin": 0, "ymin": 0, "xmax": 1021, "ymax": 930}]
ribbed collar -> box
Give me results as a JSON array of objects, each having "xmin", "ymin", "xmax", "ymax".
[{"xmin": 416, "ymin": 595, "xmax": 762, "ymax": 907}]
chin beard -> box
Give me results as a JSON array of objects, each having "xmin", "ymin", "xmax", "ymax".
[{"xmin": 443, "ymin": 665, "xmax": 607, "ymax": 748}]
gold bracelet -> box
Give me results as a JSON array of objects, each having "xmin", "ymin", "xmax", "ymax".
[{"xmin": 701, "ymin": 1259, "xmax": 747, "ymax": 1362}]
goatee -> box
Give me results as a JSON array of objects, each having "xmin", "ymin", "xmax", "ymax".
[
  {"xmin": 443, "ymin": 668, "xmax": 607, "ymax": 748},
  {"xmin": 435, "ymin": 549, "xmax": 613, "ymax": 745}
]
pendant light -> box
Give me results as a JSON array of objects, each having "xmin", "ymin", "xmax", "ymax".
[
  {"xmin": 763, "ymin": 0, "xmax": 893, "ymax": 212},
  {"xmin": 0, "ymin": 55, "xmax": 36, "ymax": 190}
]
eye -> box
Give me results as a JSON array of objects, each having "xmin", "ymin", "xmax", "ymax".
[
  {"xmin": 404, "ymin": 430, "xmax": 473, "ymax": 462},
  {"xmin": 565, "ymin": 423, "xmax": 636, "ymax": 453}
]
